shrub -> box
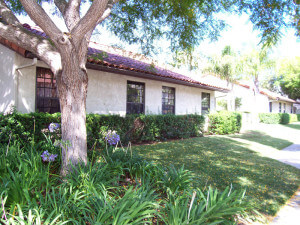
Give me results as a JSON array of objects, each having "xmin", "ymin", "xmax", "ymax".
[
  {"xmin": 258, "ymin": 113, "xmax": 281, "ymax": 124},
  {"xmin": 259, "ymin": 113, "xmax": 300, "ymax": 124},
  {"xmin": 208, "ymin": 111, "xmax": 242, "ymax": 134},
  {"xmin": 0, "ymin": 112, "xmax": 204, "ymax": 149}
]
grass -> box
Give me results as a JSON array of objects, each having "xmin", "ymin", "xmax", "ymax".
[
  {"xmin": 133, "ymin": 123, "xmax": 300, "ymax": 216},
  {"xmin": 283, "ymin": 123, "xmax": 300, "ymax": 130}
]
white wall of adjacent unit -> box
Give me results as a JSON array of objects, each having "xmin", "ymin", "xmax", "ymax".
[{"xmin": 1, "ymin": 47, "xmax": 216, "ymax": 115}]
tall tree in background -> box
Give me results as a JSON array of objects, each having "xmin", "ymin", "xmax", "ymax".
[
  {"xmin": 240, "ymin": 49, "xmax": 275, "ymax": 93},
  {"xmin": 204, "ymin": 45, "xmax": 242, "ymax": 83},
  {"xmin": 271, "ymin": 57, "xmax": 300, "ymax": 99},
  {"xmin": 0, "ymin": 0, "xmax": 299, "ymax": 174}
]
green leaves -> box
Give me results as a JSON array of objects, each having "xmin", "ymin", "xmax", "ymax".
[
  {"xmin": 162, "ymin": 187, "xmax": 255, "ymax": 225},
  {"xmin": 276, "ymin": 57, "xmax": 300, "ymax": 99},
  {"xmin": 208, "ymin": 111, "xmax": 242, "ymax": 134}
]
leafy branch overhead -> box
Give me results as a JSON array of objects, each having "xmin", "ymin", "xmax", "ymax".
[{"xmin": 1, "ymin": 0, "xmax": 299, "ymax": 57}]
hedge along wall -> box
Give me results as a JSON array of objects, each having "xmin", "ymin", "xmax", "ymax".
[
  {"xmin": 207, "ymin": 111, "xmax": 242, "ymax": 135},
  {"xmin": 259, "ymin": 113, "xmax": 300, "ymax": 124},
  {"xmin": 0, "ymin": 112, "xmax": 205, "ymax": 148}
]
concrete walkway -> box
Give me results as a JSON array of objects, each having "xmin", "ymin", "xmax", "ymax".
[{"xmin": 268, "ymin": 143, "xmax": 300, "ymax": 225}]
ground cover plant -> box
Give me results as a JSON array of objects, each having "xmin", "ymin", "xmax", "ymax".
[
  {"xmin": 0, "ymin": 123, "xmax": 256, "ymax": 224},
  {"xmin": 134, "ymin": 124, "xmax": 300, "ymax": 216}
]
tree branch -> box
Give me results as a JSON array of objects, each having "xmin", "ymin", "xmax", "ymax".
[
  {"xmin": 71, "ymin": 0, "xmax": 111, "ymax": 44},
  {"xmin": 64, "ymin": 0, "xmax": 81, "ymax": 30},
  {"xmin": 54, "ymin": 0, "xmax": 67, "ymax": 15},
  {"xmin": 0, "ymin": 0, "xmax": 22, "ymax": 26},
  {"xmin": 19, "ymin": 0, "xmax": 64, "ymax": 46},
  {"xmin": 0, "ymin": 22, "xmax": 62, "ymax": 74}
]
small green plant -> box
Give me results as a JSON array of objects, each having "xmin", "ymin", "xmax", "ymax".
[{"xmin": 162, "ymin": 187, "xmax": 256, "ymax": 224}]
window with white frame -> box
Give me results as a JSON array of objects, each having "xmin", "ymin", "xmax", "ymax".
[
  {"xmin": 201, "ymin": 92, "xmax": 210, "ymax": 115},
  {"xmin": 269, "ymin": 102, "xmax": 272, "ymax": 112},
  {"xmin": 162, "ymin": 86, "xmax": 175, "ymax": 114},
  {"xmin": 126, "ymin": 81, "xmax": 145, "ymax": 114}
]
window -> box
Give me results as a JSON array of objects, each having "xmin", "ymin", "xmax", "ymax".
[
  {"xmin": 126, "ymin": 81, "xmax": 145, "ymax": 114},
  {"xmin": 279, "ymin": 103, "xmax": 282, "ymax": 112},
  {"xmin": 36, "ymin": 67, "xmax": 60, "ymax": 113},
  {"xmin": 201, "ymin": 92, "xmax": 210, "ymax": 115},
  {"xmin": 162, "ymin": 86, "xmax": 175, "ymax": 114},
  {"xmin": 269, "ymin": 102, "xmax": 272, "ymax": 112},
  {"xmin": 291, "ymin": 105, "xmax": 293, "ymax": 113},
  {"xmin": 284, "ymin": 103, "xmax": 286, "ymax": 113}
]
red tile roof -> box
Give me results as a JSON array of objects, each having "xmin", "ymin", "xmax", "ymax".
[
  {"xmin": 4, "ymin": 24, "xmax": 229, "ymax": 92},
  {"xmin": 259, "ymin": 89, "xmax": 295, "ymax": 103}
]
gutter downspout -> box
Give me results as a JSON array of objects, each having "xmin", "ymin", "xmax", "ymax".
[{"xmin": 14, "ymin": 58, "xmax": 37, "ymax": 111}]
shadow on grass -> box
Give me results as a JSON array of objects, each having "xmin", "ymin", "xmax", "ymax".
[
  {"xmin": 283, "ymin": 124, "xmax": 300, "ymax": 131},
  {"xmin": 134, "ymin": 136, "xmax": 300, "ymax": 216},
  {"xmin": 229, "ymin": 130, "xmax": 293, "ymax": 150}
]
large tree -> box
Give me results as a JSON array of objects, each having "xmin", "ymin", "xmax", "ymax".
[
  {"xmin": 239, "ymin": 49, "xmax": 275, "ymax": 93},
  {"xmin": 265, "ymin": 57, "xmax": 300, "ymax": 99},
  {"xmin": 204, "ymin": 45, "xmax": 243, "ymax": 83},
  {"xmin": 0, "ymin": 0, "xmax": 299, "ymax": 174}
]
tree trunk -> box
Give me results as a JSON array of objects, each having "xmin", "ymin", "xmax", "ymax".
[{"xmin": 56, "ymin": 48, "xmax": 88, "ymax": 176}]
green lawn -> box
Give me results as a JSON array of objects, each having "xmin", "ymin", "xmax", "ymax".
[{"xmin": 133, "ymin": 124, "xmax": 300, "ymax": 216}]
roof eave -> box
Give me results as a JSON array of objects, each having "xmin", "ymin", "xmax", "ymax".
[{"xmin": 86, "ymin": 63, "xmax": 229, "ymax": 93}]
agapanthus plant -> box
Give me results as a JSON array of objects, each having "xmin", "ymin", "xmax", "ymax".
[
  {"xmin": 41, "ymin": 150, "xmax": 58, "ymax": 162},
  {"xmin": 48, "ymin": 123, "xmax": 60, "ymax": 133},
  {"xmin": 105, "ymin": 130, "xmax": 120, "ymax": 146}
]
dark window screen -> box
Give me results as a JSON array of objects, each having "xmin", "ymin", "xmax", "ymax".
[
  {"xmin": 36, "ymin": 67, "xmax": 60, "ymax": 113},
  {"xmin": 162, "ymin": 86, "xmax": 175, "ymax": 114},
  {"xmin": 126, "ymin": 81, "xmax": 145, "ymax": 114},
  {"xmin": 201, "ymin": 92, "xmax": 210, "ymax": 115}
]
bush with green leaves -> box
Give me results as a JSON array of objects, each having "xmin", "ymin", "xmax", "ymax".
[
  {"xmin": 259, "ymin": 113, "xmax": 300, "ymax": 124},
  {"xmin": 0, "ymin": 112, "xmax": 204, "ymax": 149},
  {"xmin": 208, "ymin": 111, "xmax": 242, "ymax": 134}
]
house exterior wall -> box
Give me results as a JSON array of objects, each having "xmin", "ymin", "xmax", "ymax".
[
  {"xmin": 0, "ymin": 45, "xmax": 16, "ymax": 114},
  {"xmin": 87, "ymin": 69, "xmax": 215, "ymax": 115},
  {"xmin": 255, "ymin": 93, "xmax": 270, "ymax": 113},
  {"xmin": 231, "ymin": 84, "xmax": 255, "ymax": 112},
  {"xmin": 217, "ymin": 84, "xmax": 270, "ymax": 114},
  {"xmin": 271, "ymin": 101, "xmax": 293, "ymax": 113},
  {"xmin": 1, "ymin": 54, "xmax": 216, "ymax": 115}
]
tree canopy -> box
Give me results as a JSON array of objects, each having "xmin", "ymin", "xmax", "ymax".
[
  {"xmin": 267, "ymin": 57, "xmax": 300, "ymax": 99},
  {"xmin": 2, "ymin": 0, "xmax": 300, "ymax": 55}
]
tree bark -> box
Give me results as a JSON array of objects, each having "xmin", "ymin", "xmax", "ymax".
[
  {"xmin": 1, "ymin": 0, "xmax": 116, "ymax": 176},
  {"xmin": 56, "ymin": 46, "xmax": 88, "ymax": 175}
]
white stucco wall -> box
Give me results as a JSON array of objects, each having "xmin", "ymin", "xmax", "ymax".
[
  {"xmin": 255, "ymin": 93, "xmax": 270, "ymax": 113},
  {"xmin": 1, "ymin": 49, "xmax": 217, "ymax": 115},
  {"xmin": 87, "ymin": 69, "xmax": 215, "ymax": 115},
  {"xmin": 271, "ymin": 101, "xmax": 293, "ymax": 113},
  {"xmin": 0, "ymin": 45, "xmax": 16, "ymax": 114},
  {"xmin": 231, "ymin": 84, "xmax": 255, "ymax": 112}
]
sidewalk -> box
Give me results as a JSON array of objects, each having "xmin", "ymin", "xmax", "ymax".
[
  {"xmin": 269, "ymin": 189, "xmax": 300, "ymax": 225},
  {"xmin": 268, "ymin": 143, "xmax": 300, "ymax": 225}
]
